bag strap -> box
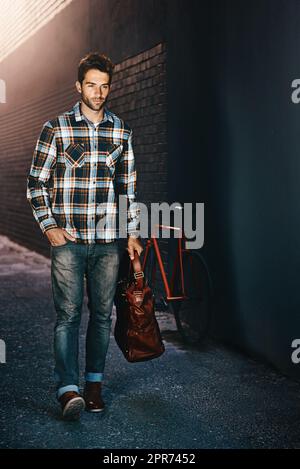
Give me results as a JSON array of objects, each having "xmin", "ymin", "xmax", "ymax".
[{"xmin": 128, "ymin": 251, "xmax": 144, "ymax": 290}]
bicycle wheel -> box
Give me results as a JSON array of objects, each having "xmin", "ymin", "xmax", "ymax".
[{"xmin": 170, "ymin": 250, "xmax": 212, "ymax": 344}]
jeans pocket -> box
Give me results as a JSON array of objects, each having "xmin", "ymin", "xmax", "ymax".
[{"xmin": 51, "ymin": 239, "xmax": 72, "ymax": 249}]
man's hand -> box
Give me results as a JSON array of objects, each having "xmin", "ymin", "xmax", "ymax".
[
  {"xmin": 45, "ymin": 228, "xmax": 76, "ymax": 247},
  {"xmin": 126, "ymin": 236, "xmax": 143, "ymax": 260}
]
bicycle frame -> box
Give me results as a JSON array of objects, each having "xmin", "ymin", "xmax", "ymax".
[{"xmin": 141, "ymin": 224, "xmax": 188, "ymax": 302}]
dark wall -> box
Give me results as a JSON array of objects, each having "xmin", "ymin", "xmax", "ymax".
[
  {"xmin": 89, "ymin": 0, "xmax": 166, "ymax": 60},
  {"xmin": 167, "ymin": 0, "xmax": 300, "ymax": 380}
]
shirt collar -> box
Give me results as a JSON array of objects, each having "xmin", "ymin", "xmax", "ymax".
[{"xmin": 73, "ymin": 101, "xmax": 113, "ymax": 124}]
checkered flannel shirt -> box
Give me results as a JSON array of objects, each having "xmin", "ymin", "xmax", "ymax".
[{"xmin": 26, "ymin": 101, "xmax": 139, "ymax": 243}]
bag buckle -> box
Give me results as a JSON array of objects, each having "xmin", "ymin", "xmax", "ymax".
[
  {"xmin": 134, "ymin": 271, "xmax": 144, "ymax": 279},
  {"xmin": 133, "ymin": 290, "xmax": 143, "ymax": 296}
]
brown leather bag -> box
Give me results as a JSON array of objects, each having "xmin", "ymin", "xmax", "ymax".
[{"xmin": 114, "ymin": 250, "xmax": 165, "ymax": 362}]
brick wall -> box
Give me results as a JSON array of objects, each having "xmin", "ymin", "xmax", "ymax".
[{"xmin": 110, "ymin": 43, "xmax": 167, "ymax": 207}]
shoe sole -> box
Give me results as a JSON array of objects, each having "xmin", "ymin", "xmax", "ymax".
[
  {"xmin": 85, "ymin": 407, "xmax": 105, "ymax": 413},
  {"xmin": 62, "ymin": 397, "xmax": 85, "ymax": 420}
]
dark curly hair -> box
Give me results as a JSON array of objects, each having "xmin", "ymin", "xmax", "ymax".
[{"xmin": 78, "ymin": 52, "xmax": 115, "ymax": 85}]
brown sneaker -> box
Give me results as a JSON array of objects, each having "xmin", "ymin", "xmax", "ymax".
[
  {"xmin": 59, "ymin": 391, "xmax": 85, "ymax": 420},
  {"xmin": 83, "ymin": 382, "xmax": 105, "ymax": 412}
]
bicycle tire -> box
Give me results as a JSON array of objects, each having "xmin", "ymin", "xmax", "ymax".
[{"xmin": 170, "ymin": 250, "xmax": 212, "ymax": 344}]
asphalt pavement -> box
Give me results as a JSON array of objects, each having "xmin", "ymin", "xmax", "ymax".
[{"xmin": 0, "ymin": 235, "xmax": 300, "ymax": 449}]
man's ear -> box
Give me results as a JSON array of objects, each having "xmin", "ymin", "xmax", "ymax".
[{"xmin": 75, "ymin": 81, "xmax": 82, "ymax": 94}]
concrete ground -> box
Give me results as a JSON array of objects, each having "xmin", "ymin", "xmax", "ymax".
[{"xmin": 0, "ymin": 234, "xmax": 300, "ymax": 449}]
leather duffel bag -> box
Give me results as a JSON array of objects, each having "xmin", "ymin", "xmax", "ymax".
[{"xmin": 114, "ymin": 251, "xmax": 165, "ymax": 362}]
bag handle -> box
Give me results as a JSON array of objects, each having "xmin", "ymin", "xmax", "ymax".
[{"xmin": 128, "ymin": 251, "xmax": 144, "ymax": 290}]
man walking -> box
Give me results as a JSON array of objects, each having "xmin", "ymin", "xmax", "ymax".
[{"xmin": 27, "ymin": 52, "xmax": 143, "ymax": 420}]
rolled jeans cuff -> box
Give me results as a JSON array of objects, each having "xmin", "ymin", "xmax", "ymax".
[
  {"xmin": 85, "ymin": 372, "xmax": 104, "ymax": 382},
  {"xmin": 57, "ymin": 384, "xmax": 79, "ymax": 400}
]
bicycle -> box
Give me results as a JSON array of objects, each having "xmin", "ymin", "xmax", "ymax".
[{"xmin": 141, "ymin": 223, "xmax": 213, "ymax": 345}]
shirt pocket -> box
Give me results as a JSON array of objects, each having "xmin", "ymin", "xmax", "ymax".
[
  {"xmin": 105, "ymin": 143, "xmax": 123, "ymax": 176},
  {"xmin": 64, "ymin": 143, "xmax": 86, "ymax": 168}
]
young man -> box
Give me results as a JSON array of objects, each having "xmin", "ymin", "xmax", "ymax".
[{"xmin": 27, "ymin": 52, "xmax": 143, "ymax": 420}]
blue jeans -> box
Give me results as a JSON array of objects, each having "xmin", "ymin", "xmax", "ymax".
[{"xmin": 50, "ymin": 239, "xmax": 120, "ymax": 399}]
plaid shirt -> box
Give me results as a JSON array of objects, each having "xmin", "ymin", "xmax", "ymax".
[{"xmin": 27, "ymin": 101, "xmax": 139, "ymax": 243}]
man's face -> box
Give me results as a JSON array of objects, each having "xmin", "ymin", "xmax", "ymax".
[{"xmin": 76, "ymin": 68, "xmax": 111, "ymax": 112}]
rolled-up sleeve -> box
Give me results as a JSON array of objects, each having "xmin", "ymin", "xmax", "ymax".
[{"xmin": 26, "ymin": 121, "xmax": 58, "ymax": 234}]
